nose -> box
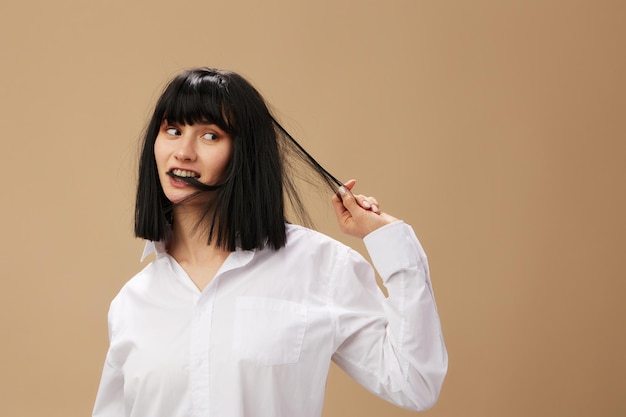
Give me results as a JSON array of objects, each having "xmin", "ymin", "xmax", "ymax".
[{"xmin": 174, "ymin": 133, "xmax": 196, "ymax": 161}]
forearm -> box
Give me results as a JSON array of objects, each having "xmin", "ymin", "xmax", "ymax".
[{"xmin": 333, "ymin": 221, "xmax": 447, "ymax": 410}]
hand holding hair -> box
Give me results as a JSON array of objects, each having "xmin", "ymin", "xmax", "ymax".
[
  {"xmin": 97, "ymin": 68, "xmax": 447, "ymax": 417},
  {"xmin": 332, "ymin": 179, "xmax": 399, "ymax": 239}
]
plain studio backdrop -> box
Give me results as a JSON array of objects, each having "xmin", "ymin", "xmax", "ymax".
[{"xmin": 0, "ymin": 1, "xmax": 624, "ymax": 416}]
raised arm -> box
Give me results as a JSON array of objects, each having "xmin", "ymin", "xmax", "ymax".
[{"xmin": 330, "ymin": 180, "xmax": 448, "ymax": 411}]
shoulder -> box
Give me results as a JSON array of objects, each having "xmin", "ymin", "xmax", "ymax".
[
  {"xmin": 283, "ymin": 223, "xmax": 352, "ymax": 255},
  {"xmin": 109, "ymin": 258, "xmax": 167, "ymax": 307},
  {"xmin": 276, "ymin": 223, "xmax": 369, "ymax": 277},
  {"xmin": 106, "ymin": 258, "xmax": 174, "ymax": 331}
]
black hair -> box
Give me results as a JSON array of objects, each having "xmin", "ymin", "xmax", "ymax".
[{"xmin": 135, "ymin": 67, "xmax": 342, "ymax": 251}]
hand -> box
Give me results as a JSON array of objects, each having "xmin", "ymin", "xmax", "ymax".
[{"xmin": 332, "ymin": 179, "xmax": 399, "ymax": 239}]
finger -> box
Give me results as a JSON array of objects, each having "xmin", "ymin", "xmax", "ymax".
[
  {"xmin": 358, "ymin": 195, "xmax": 380, "ymax": 213},
  {"xmin": 332, "ymin": 179, "xmax": 356, "ymax": 203},
  {"xmin": 354, "ymin": 194, "xmax": 372, "ymax": 210},
  {"xmin": 367, "ymin": 196, "xmax": 380, "ymax": 213},
  {"xmin": 344, "ymin": 179, "xmax": 356, "ymax": 190},
  {"xmin": 336, "ymin": 182, "xmax": 362, "ymax": 215},
  {"xmin": 332, "ymin": 180, "xmax": 355, "ymax": 219},
  {"xmin": 332, "ymin": 189, "xmax": 358, "ymax": 228}
]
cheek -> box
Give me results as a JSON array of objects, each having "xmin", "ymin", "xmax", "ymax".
[
  {"xmin": 219, "ymin": 149, "xmax": 232, "ymax": 174},
  {"xmin": 213, "ymin": 143, "xmax": 233, "ymax": 175},
  {"xmin": 217, "ymin": 151, "xmax": 232, "ymax": 171}
]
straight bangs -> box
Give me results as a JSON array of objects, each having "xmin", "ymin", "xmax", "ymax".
[{"xmin": 156, "ymin": 71, "xmax": 235, "ymax": 133}]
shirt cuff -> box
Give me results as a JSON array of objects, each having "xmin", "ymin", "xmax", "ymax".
[{"xmin": 363, "ymin": 221, "xmax": 424, "ymax": 282}]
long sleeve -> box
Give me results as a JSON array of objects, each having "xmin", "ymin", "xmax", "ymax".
[
  {"xmin": 93, "ymin": 356, "xmax": 124, "ymax": 417},
  {"xmin": 93, "ymin": 303, "xmax": 125, "ymax": 417},
  {"xmin": 330, "ymin": 221, "xmax": 447, "ymax": 411},
  {"xmin": 91, "ymin": 223, "xmax": 445, "ymax": 417}
]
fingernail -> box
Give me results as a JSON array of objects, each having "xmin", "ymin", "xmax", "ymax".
[
  {"xmin": 372, "ymin": 204, "xmax": 379, "ymax": 213},
  {"xmin": 338, "ymin": 186, "xmax": 347, "ymax": 196},
  {"xmin": 362, "ymin": 200, "xmax": 371, "ymax": 208}
]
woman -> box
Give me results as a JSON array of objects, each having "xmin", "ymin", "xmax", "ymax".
[{"xmin": 93, "ymin": 67, "xmax": 447, "ymax": 417}]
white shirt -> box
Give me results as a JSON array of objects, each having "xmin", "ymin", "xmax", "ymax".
[{"xmin": 93, "ymin": 221, "xmax": 447, "ymax": 417}]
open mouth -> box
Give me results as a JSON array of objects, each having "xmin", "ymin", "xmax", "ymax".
[
  {"xmin": 168, "ymin": 169, "xmax": 200, "ymax": 179},
  {"xmin": 166, "ymin": 169, "xmax": 223, "ymax": 191}
]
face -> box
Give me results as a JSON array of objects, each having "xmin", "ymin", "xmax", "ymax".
[{"xmin": 154, "ymin": 120, "xmax": 233, "ymax": 204}]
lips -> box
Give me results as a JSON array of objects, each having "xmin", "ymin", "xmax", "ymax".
[
  {"xmin": 166, "ymin": 168, "xmax": 223, "ymax": 192},
  {"xmin": 168, "ymin": 168, "xmax": 200, "ymax": 179},
  {"xmin": 166, "ymin": 169, "xmax": 201, "ymax": 188}
]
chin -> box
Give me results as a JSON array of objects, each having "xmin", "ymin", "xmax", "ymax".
[{"xmin": 168, "ymin": 191, "xmax": 211, "ymax": 206}]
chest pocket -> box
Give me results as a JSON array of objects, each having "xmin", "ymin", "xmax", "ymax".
[{"xmin": 232, "ymin": 297, "xmax": 307, "ymax": 365}]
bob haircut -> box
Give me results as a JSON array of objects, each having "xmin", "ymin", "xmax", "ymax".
[{"xmin": 135, "ymin": 67, "xmax": 342, "ymax": 251}]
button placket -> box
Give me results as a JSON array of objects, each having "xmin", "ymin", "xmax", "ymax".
[{"xmin": 189, "ymin": 291, "xmax": 215, "ymax": 416}]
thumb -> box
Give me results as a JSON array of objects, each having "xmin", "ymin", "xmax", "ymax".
[{"xmin": 337, "ymin": 182, "xmax": 360, "ymax": 215}]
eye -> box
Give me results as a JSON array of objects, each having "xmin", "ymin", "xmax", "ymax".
[
  {"xmin": 165, "ymin": 127, "xmax": 180, "ymax": 136},
  {"xmin": 202, "ymin": 132, "xmax": 218, "ymax": 141}
]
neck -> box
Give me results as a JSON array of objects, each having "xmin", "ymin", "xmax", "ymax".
[{"xmin": 167, "ymin": 204, "xmax": 229, "ymax": 266}]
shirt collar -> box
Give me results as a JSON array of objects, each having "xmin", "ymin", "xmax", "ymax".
[
  {"xmin": 141, "ymin": 240, "xmax": 168, "ymax": 262},
  {"xmin": 140, "ymin": 240, "xmax": 256, "ymax": 270}
]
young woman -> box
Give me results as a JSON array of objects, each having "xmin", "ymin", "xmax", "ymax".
[{"xmin": 93, "ymin": 67, "xmax": 447, "ymax": 417}]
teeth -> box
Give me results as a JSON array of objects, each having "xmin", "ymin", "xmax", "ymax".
[{"xmin": 172, "ymin": 169, "xmax": 199, "ymax": 178}]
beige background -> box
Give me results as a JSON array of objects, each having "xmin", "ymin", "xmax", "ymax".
[{"xmin": 1, "ymin": 0, "xmax": 624, "ymax": 416}]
